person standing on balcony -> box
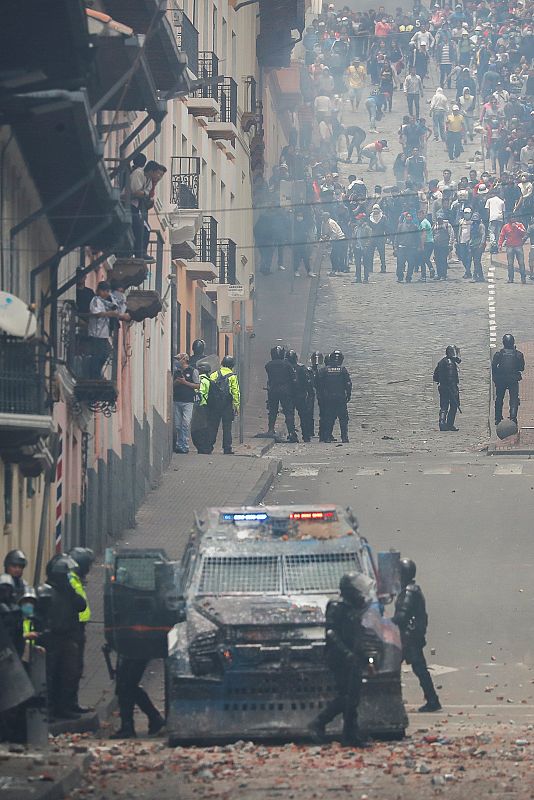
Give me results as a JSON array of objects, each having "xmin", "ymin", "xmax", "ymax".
[
  {"xmin": 126, "ymin": 153, "xmax": 147, "ymax": 260},
  {"xmin": 173, "ymin": 353, "xmax": 200, "ymax": 454},
  {"xmin": 87, "ymin": 281, "xmax": 129, "ymax": 379},
  {"xmin": 140, "ymin": 161, "xmax": 166, "ymax": 262}
]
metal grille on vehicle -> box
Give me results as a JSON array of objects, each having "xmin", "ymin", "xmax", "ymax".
[
  {"xmin": 284, "ymin": 553, "xmax": 361, "ymax": 593},
  {"xmin": 198, "ymin": 556, "xmax": 281, "ymax": 594},
  {"xmin": 114, "ymin": 557, "xmax": 156, "ymax": 591}
]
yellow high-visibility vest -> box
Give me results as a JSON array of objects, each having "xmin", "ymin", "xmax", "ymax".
[{"xmin": 69, "ymin": 572, "xmax": 91, "ymax": 623}]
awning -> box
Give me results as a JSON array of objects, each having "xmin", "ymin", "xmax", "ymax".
[
  {"xmin": 0, "ymin": 0, "xmax": 92, "ymax": 94},
  {"xmin": 104, "ymin": 0, "xmax": 188, "ymax": 94},
  {"xmin": 8, "ymin": 90, "xmax": 130, "ymax": 250}
]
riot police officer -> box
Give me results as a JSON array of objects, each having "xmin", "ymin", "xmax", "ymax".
[
  {"xmin": 265, "ymin": 345, "xmax": 298, "ymax": 442},
  {"xmin": 68, "ymin": 547, "xmax": 94, "ymax": 714},
  {"xmin": 189, "ymin": 338, "xmax": 206, "ymax": 370},
  {"xmin": 492, "ymin": 334, "xmax": 525, "ymax": 425},
  {"xmin": 286, "ymin": 350, "xmax": 314, "ymax": 442},
  {"xmin": 3, "ymin": 550, "xmax": 29, "ymax": 601},
  {"xmin": 41, "ymin": 555, "xmax": 87, "ymax": 720},
  {"xmin": 0, "ymin": 574, "xmax": 24, "ymax": 657},
  {"xmin": 433, "ymin": 346, "xmax": 461, "ymax": 432},
  {"xmin": 309, "ymin": 352, "xmax": 324, "ymax": 439},
  {"xmin": 309, "ymin": 573, "xmax": 380, "ymax": 746},
  {"xmin": 111, "ymin": 657, "xmax": 165, "ymax": 739},
  {"xmin": 393, "ymin": 559, "xmax": 441, "ymax": 712},
  {"xmin": 316, "ymin": 350, "xmax": 352, "ymax": 443}
]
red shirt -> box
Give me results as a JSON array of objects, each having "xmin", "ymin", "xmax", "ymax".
[{"xmin": 499, "ymin": 221, "xmax": 526, "ymax": 248}]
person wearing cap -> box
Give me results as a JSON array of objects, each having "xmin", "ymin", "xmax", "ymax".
[
  {"xmin": 446, "ymin": 105, "xmax": 465, "ymax": 161},
  {"xmin": 457, "ymin": 207, "xmax": 475, "ymax": 277},
  {"xmin": 360, "ymin": 140, "xmax": 387, "ymax": 172},
  {"xmin": 498, "ymin": 214, "xmax": 528, "ymax": 283},
  {"xmin": 458, "ymin": 29, "xmax": 472, "ymax": 66},
  {"xmin": 368, "ymin": 204, "xmax": 388, "ymax": 273},
  {"xmin": 432, "ymin": 212, "xmax": 455, "ymax": 280}
]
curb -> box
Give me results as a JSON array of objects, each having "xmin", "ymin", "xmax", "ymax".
[
  {"xmin": 0, "ymin": 753, "xmax": 92, "ymax": 800},
  {"xmin": 243, "ymin": 458, "xmax": 282, "ymax": 506}
]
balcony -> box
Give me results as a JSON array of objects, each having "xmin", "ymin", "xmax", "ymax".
[
  {"xmin": 196, "ymin": 51, "xmax": 219, "ymax": 100},
  {"xmin": 173, "ymin": 8, "xmax": 199, "ymax": 77},
  {"xmin": 0, "ymin": 335, "xmax": 53, "ymax": 469},
  {"xmin": 195, "ymin": 216, "xmax": 218, "ymax": 265},
  {"xmin": 108, "ymin": 257, "xmax": 149, "ymax": 290},
  {"xmin": 126, "ymin": 290, "xmax": 162, "ymax": 322},
  {"xmin": 170, "ymin": 156, "xmax": 200, "ymax": 208},
  {"xmin": 206, "ymin": 78, "xmax": 238, "ymax": 142},
  {"xmin": 216, "ymin": 239, "xmax": 237, "ymax": 284},
  {"xmin": 58, "ymin": 302, "xmax": 118, "ymax": 416},
  {"xmin": 104, "ymin": 0, "xmax": 188, "ymax": 94}
]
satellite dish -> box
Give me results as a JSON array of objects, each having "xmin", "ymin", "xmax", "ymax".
[{"xmin": 0, "ymin": 292, "xmax": 37, "ymax": 338}]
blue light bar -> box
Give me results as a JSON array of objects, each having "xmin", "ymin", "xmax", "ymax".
[{"xmin": 221, "ymin": 512, "xmax": 269, "ymax": 522}]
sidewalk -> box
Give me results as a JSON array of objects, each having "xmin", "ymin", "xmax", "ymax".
[
  {"xmin": 80, "ymin": 454, "xmax": 280, "ymax": 715},
  {"xmin": 488, "ymin": 341, "xmax": 534, "ymax": 453}
]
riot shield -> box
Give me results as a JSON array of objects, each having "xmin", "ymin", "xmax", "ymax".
[{"xmin": 0, "ymin": 618, "xmax": 34, "ymax": 712}]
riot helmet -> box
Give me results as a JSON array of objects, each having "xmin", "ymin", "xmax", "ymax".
[
  {"xmin": 329, "ymin": 350, "xmax": 344, "ymax": 366},
  {"xmin": 502, "ymin": 333, "xmax": 515, "ymax": 348},
  {"xmin": 68, "ymin": 547, "xmax": 94, "ymax": 578},
  {"xmin": 310, "ymin": 351, "xmax": 324, "ymax": 367},
  {"xmin": 285, "ymin": 349, "xmax": 298, "ymax": 365},
  {"xmin": 191, "ymin": 339, "xmax": 205, "ymax": 357},
  {"xmin": 19, "ymin": 586, "xmax": 37, "ymax": 603},
  {"xmin": 4, "ymin": 550, "xmax": 27, "ymax": 571},
  {"xmin": 221, "ymin": 355, "xmax": 235, "ymax": 369},
  {"xmin": 45, "ymin": 554, "xmax": 78, "ymax": 583},
  {"xmin": 339, "ymin": 572, "xmax": 372, "ymax": 611},
  {"xmin": 270, "ymin": 345, "xmax": 286, "ymax": 360},
  {"xmin": 196, "ymin": 360, "xmax": 211, "ymax": 375},
  {"xmin": 0, "ymin": 573, "xmax": 15, "ymax": 601},
  {"xmin": 399, "ymin": 558, "xmax": 416, "ymax": 586}
]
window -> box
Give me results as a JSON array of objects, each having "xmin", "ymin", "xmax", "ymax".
[
  {"xmin": 224, "ymin": 335, "xmax": 229, "ymax": 356},
  {"xmin": 115, "ymin": 556, "xmax": 157, "ymax": 591},
  {"xmin": 176, "ymin": 302, "xmax": 181, "ymax": 353},
  {"xmin": 155, "ymin": 231, "xmax": 164, "ymax": 295},
  {"xmin": 212, "ymin": 5, "xmax": 218, "ymax": 51},
  {"xmin": 284, "ymin": 553, "xmax": 361, "ymax": 593},
  {"xmin": 198, "ymin": 555, "xmax": 281, "ymax": 594},
  {"xmin": 186, "ymin": 311, "xmax": 191, "ymax": 356},
  {"xmin": 3, "ymin": 463, "xmax": 13, "ymax": 528}
]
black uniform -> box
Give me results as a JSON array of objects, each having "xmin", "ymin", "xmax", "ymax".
[
  {"xmin": 39, "ymin": 578, "xmax": 86, "ymax": 718},
  {"xmin": 113, "ymin": 656, "xmax": 164, "ymax": 738},
  {"xmin": 294, "ymin": 364, "xmax": 315, "ymax": 442},
  {"xmin": 313, "ymin": 597, "xmax": 381, "ymax": 743},
  {"xmin": 316, "ymin": 365, "xmax": 352, "ymax": 442},
  {"xmin": 393, "ymin": 581, "xmax": 440, "ymax": 709},
  {"xmin": 433, "ymin": 353, "xmax": 460, "ymax": 431},
  {"xmin": 265, "ymin": 358, "xmax": 297, "ymax": 438},
  {"xmin": 492, "ymin": 346, "xmax": 525, "ymax": 424}
]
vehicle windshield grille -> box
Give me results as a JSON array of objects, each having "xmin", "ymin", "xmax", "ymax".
[
  {"xmin": 198, "ymin": 556, "xmax": 281, "ymax": 594},
  {"xmin": 285, "ymin": 553, "xmax": 361, "ymax": 592}
]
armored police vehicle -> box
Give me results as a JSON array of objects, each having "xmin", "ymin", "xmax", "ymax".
[{"xmin": 104, "ymin": 505, "xmax": 407, "ymax": 744}]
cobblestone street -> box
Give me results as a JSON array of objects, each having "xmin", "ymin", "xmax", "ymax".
[{"xmin": 311, "ymin": 76, "xmax": 499, "ymax": 454}]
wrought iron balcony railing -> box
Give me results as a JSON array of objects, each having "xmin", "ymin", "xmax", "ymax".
[
  {"xmin": 170, "ymin": 156, "xmax": 201, "ymax": 208},
  {"xmin": 195, "ymin": 216, "xmax": 218, "ymax": 264},
  {"xmin": 216, "ymin": 239, "xmax": 237, "ymax": 284},
  {"xmin": 218, "ymin": 78, "xmax": 238, "ymax": 126},
  {"xmin": 173, "ymin": 8, "xmax": 199, "ymax": 76},
  {"xmin": 244, "ymin": 76, "xmax": 257, "ymax": 113},
  {"xmin": 195, "ymin": 51, "xmax": 219, "ymax": 100},
  {"xmin": 58, "ymin": 301, "xmax": 119, "ymax": 415},
  {"xmin": 0, "ymin": 335, "xmax": 48, "ymax": 416}
]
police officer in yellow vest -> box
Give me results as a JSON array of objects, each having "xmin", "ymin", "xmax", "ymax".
[{"xmin": 68, "ymin": 547, "xmax": 94, "ymax": 714}]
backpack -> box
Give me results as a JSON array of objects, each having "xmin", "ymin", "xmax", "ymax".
[
  {"xmin": 207, "ymin": 370, "xmax": 234, "ymax": 411},
  {"xmin": 497, "ymin": 349, "xmax": 519, "ymax": 380}
]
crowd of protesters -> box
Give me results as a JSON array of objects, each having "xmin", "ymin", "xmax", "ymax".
[{"xmin": 253, "ymin": 0, "xmax": 534, "ymax": 285}]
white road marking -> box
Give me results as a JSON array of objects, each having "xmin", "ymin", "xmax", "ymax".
[
  {"xmin": 289, "ymin": 467, "xmax": 319, "ymax": 477},
  {"xmin": 423, "ymin": 466, "xmax": 452, "ymax": 474},
  {"xmin": 493, "ymin": 464, "xmax": 523, "ymax": 475},
  {"xmin": 356, "ymin": 468, "xmax": 385, "ymax": 475}
]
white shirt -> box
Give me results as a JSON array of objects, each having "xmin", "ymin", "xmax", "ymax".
[
  {"xmin": 88, "ymin": 296, "xmax": 111, "ymax": 339},
  {"xmin": 318, "ymin": 120, "xmax": 332, "ymax": 141},
  {"xmin": 485, "ymin": 196, "xmax": 505, "ymax": 222},
  {"xmin": 410, "ymin": 30, "xmax": 434, "ymax": 49},
  {"xmin": 325, "ymin": 218, "xmax": 344, "ymax": 240},
  {"xmin": 129, "ymin": 167, "xmax": 147, "ymax": 209}
]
